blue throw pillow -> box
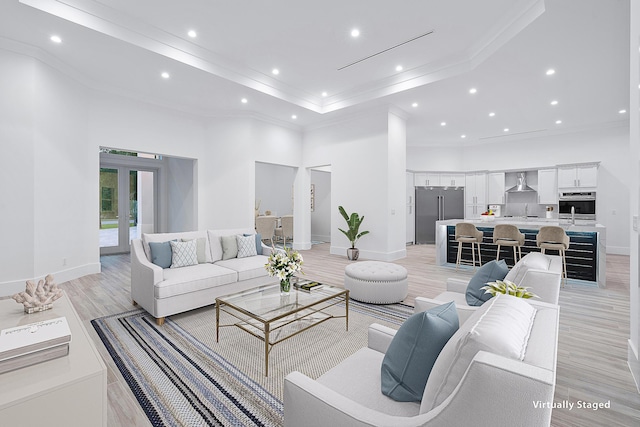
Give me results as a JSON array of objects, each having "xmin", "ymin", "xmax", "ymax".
[
  {"xmin": 244, "ymin": 233, "xmax": 263, "ymax": 255},
  {"xmin": 149, "ymin": 241, "xmax": 173, "ymax": 268},
  {"xmin": 381, "ymin": 301, "xmax": 459, "ymax": 402},
  {"xmin": 465, "ymin": 259, "xmax": 509, "ymax": 306}
]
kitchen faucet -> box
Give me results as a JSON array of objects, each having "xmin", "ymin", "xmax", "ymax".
[{"xmin": 571, "ymin": 206, "xmax": 575, "ymax": 225}]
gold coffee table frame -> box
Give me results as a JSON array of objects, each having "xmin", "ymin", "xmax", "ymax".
[{"xmin": 215, "ymin": 281, "xmax": 349, "ymax": 376}]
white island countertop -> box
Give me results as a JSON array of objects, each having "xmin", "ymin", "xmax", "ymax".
[{"xmin": 435, "ymin": 217, "xmax": 605, "ymax": 233}]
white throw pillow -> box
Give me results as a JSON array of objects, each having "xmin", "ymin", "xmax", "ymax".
[
  {"xmin": 420, "ymin": 294, "xmax": 537, "ymax": 413},
  {"xmin": 504, "ymin": 252, "xmax": 551, "ymax": 284},
  {"xmin": 170, "ymin": 240, "xmax": 198, "ymax": 268},
  {"xmin": 237, "ymin": 234, "xmax": 258, "ymax": 258}
]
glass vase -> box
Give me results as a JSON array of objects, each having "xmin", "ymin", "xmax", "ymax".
[{"xmin": 280, "ymin": 278, "xmax": 291, "ymax": 295}]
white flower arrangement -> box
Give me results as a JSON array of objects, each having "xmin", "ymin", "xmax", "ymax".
[
  {"xmin": 481, "ymin": 280, "xmax": 538, "ymax": 299},
  {"xmin": 265, "ymin": 247, "xmax": 303, "ymax": 281}
]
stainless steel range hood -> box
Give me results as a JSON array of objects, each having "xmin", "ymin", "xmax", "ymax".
[{"xmin": 506, "ymin": 172, "xmax": 536, "ymax": 192}]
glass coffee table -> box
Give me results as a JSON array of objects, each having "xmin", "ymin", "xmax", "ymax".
[{"xmin": 215, "ymin": 280, "xmax": 349, "ymax": 376}]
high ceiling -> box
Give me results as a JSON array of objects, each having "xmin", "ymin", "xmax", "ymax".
[{"xmin": 0, "ymin": 0, "xmax": 631, "ymax": 146}]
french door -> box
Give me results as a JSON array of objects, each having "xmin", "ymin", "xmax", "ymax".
[{"xmin": 99, "ymin": 166, "xmax": 157, "ymax": 255}]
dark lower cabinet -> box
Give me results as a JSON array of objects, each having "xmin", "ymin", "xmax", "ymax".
[{"xmin": 446, "ymin": 226, "xmax": 598, "ymax": 282}]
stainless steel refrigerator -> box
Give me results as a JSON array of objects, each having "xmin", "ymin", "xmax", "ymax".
[{"xmin": 415, "ymin": 187, "xmax": 465, "ymax": 244}]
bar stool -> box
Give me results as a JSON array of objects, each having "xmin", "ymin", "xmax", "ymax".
[
  {"xmin": 536, "ymin": 226, "xmax": 570, "ymax": 286},
  {"xmin": 493, "ymin": 224, "xmax": 525, "ymax": 267},
  {"xmin": 455, "ymin": 223, "xmax": 483, "ymax": 271}
]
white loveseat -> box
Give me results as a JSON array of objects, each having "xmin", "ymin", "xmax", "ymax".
[
  {"xmin": 416, "ymin": 252, "xmax": 562, "ymax": 324},
  {"xmin": 131, "ymin": 228, "xmax": 274, "ymax": 325},
  {"xmin": 284, "ymin": 294, "xmax": 560, "ymax": 427}
]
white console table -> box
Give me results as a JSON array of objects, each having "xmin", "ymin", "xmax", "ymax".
[{"xmin": 0, "ymin": 293, "xmax": 107, "ymax": 426}]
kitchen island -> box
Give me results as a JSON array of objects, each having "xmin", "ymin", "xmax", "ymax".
[{"xmin": 435, "ymin": 218, "xmax": 606, "ymax": 287}]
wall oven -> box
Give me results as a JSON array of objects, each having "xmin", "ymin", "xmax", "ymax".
[{"xmin": 558, "ymin": 192, "xmax": 596, "ymax": 220}]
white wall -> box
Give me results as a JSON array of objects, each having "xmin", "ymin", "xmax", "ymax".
[
  {"xmin": 166, "ymin": 157, "xmax": 197, "ymax": 232},
  {"xmin": 310, "ymin": 169, "xmax": 331, "ymax": 242},
  {"xmin": 200, "ymin": 117, "xmax": 302, "ymax": 231},
  {"xmin": 0, "ymin": 50, "xmax": 101, "ymax": 295},
  {"xmin": 627, "ymin": 0, "xmax": 640, "ymax": 392},
  {"xmin": 407, "ymin": 125, "xmax": 631, "ymax": 254},
  {"xmin": 304, "ymin": 109, "xmax": 407, "ymax": 260},
  {"xmin": 0, "ymin": 50, "xmax": 37, "ymax": 291}
]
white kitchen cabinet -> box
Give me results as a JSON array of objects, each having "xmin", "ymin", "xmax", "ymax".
[
  {"xmin": 537, "ymin": 168, "xmax": 558, "ymax": 204},
  {"xmin": 440, "ymin": 173, "xmax": 465, "ymax": 187},
  {"xmin": 465, "ymin": 172, "xmax": 487, "ymax": 218},
  {"xmin": 487, "ymin": 172, "xmax": 506, "ymax": 204},
  {"xmin": 424, "ymin": 173, "xmax": 441, "ymax": 186},
  {"xmin": 413, "ymin": 172, "xmax": 440, "ymax": 186},
  {"xmin": 413, "ymin": 172, "xmax": 464, "ymax": 187},
  {"xmin": 414, "ymin": 173, "xmax": 426, "ymax": 187},
  {"xmin": 557, "ymin": 164, "xmax": 598, "ymax": 189}
]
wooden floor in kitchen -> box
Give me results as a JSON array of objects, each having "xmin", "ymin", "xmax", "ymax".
[{"xmin": 58, "ymin": 243, "xmax": 640, "ymax": 427}]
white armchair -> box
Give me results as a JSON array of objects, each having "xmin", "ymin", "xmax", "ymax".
[
  {"xmin": 284, "ymin": 296, "xmax": 559, "ymax": 427},
  {"xmin": 415, "ymin": 252, "xmax": 562, "ymax": 324}
]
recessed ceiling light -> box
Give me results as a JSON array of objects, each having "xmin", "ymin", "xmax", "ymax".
[
  {"xmin": 619, "ymin": 109, "xmax": 627, "ymax": 114},
  {"xmin": 161, "ymin": 72, "xmax": 170, "ymax": 79},
  {"xmin": 555, "ymin": 120, "xmax": 562, "ymax": 124},
  {"xmin": 241, "ymin": 98, "xmax": 248, "ymax": 104},
  {"xmin": 395, "ymin": 65, "xmax": 403, "ymax": 72},
  {"xmin": 187, "ymin": 30, "xmax": 197, "ymax": 38},
  {"xmin": 469, "ymin": 88, "xmax": 477, "ymax": 94},
  {"xmin": 412, "ymin": 102, "xmax": 418, "ymax": 108},
  {"xmin": 351, "ymin": 29, "xmax": 360, "ymax": 38},
  {"xmin": 50, "ymin": 35, "xmax": 62, "ymax": 43},
  {"xmin": 440, "ymin": 122, "xmax": 446, "ymax": 126},
  {"xmin": 272, "ymin": 68, "xmax": 280, "ymax": 75},
  {"xmin": 550, "ymin": 100, "xmax": 558, "ymax": 105},
  {"xmin": 461, "ymin": 135, "xmax": 467, "ymax": 139},
  {"xmin": 503, "ymin": 128, "xmax": 510, "ymax": 132},
  {"xmin": 546, "ymin": 69, "xmax": 556, "ymax": 76},
  {"xmin": 322, "ymin": 91, "xmax": 328, "ymax": 97},
  {"xmin": 291, "ymin": 114, "xmax": 297, "ymax": 120},
  {"xmin": 489, "ymin": 112, "xmax": 495, "ymax": 117}
]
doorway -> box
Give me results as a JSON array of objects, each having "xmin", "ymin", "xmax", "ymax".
[{"xmin": 99, "ymin": 151, "xmax": 161, "ymax": 255}]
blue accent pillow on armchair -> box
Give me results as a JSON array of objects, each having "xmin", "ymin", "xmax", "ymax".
[
  {"xmin": 381, "ymin": 301, "xmax": 459, "ymax": 402},
  {"xmin": 465, "ymin": 259, "xmax": 509, "ymax": 306}
]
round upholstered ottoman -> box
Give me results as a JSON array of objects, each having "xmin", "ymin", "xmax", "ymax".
[{"xmin": 344, "ymin": 261, "xmax": 408, "ymax": 304}]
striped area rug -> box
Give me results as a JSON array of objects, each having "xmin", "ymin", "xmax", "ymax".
[{"xmin": 92, "ymin": 298, "xmax": 413, "ymax": 427}]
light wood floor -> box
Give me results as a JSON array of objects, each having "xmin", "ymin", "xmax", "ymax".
[{"xmin": 58, "ymin": 243, "xmax": 640, "ymax": 427}]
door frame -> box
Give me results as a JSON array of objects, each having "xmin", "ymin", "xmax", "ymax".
[{"xmin": 99, "ymin": 152, "xmax": 165, "ymax": 254}]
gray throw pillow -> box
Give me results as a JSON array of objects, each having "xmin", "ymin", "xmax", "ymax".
[
  {"xmin": 465, "ymin": 259, "xmax": 509, "ymax": 306},
  {"xmin": 221, "ymin": 235, "xmax": 238, "ymax": 260},
  {"xmin": 182, "ymin": 237, "xmax": 207, "ymax": 263},
  {"xmin": 381, "ymin": 301, "xmax": 459, "ymax": 402},
  {"xmin": 149, "ymin": 241, "xmax": 173, "ymax": 268}
]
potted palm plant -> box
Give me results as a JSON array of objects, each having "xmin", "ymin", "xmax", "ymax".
[{"xmin": 338, "ymin": 206, "xmax": 370, "ymax": 260}]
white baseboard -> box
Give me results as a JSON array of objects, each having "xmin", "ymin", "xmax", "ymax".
[
  {"xmin": 629, "ymin": 340, "xmax": 640, "ymax": 393},
  {"xmin": 607, "ymin": 246, "xmax": 630, "ymax": 255},
  {"xmin": 292, "ymin": 241, "xmax": 312, "ymax": 250},
  {"xmin": 311, "ymin": 234, "xmax": 331, "ymax": 243},
  {"xmin": 0, "ymin": 263, "xmax": 102, "ymax": 298}
]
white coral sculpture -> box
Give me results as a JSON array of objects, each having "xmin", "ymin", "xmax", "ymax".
[{"xmin": 12, "ymin": 274, "xmax": 64, "ymax": 309}]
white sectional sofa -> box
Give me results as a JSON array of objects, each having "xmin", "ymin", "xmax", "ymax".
[
  {"xmin": 416, "ymin": 252, "xmax": 562, "ymax": 324},
  {"xmin": 131, "ymin": 228, "xmax": 275, "ymax": 325},
  {"xmin": 284, "ymin": 294, "xmax": 560, "ymax": 427}
]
